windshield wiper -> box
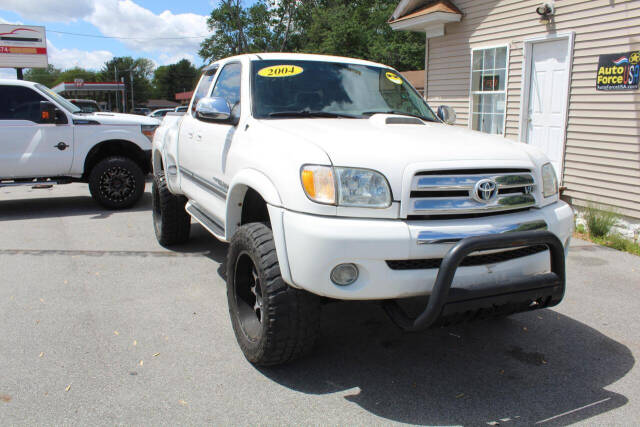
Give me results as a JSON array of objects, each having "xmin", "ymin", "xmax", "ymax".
[
  {"xmin": 362, "ymin": 110, "xmax": 437, "ymax": 122},
  {"xmin": 268, "ymin": 110, "xmax": 360, "ymax": 119}
]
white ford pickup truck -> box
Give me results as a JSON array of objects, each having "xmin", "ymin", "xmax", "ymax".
[
  {"xmin": 152, "ymin": 53, "xmax": 573, "ymax": 366},
  {"xmin": 0, "ymin": 79, "xmax": 159, "ymax": 209}
]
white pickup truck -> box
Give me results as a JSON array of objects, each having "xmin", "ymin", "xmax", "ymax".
[
  {"xmin": 0, "ymin": 79, "xmax": 159, "ymax": 209},
  {"xmin": 152, "ymin": 53, "xmax": 573, "ymax": 366}
]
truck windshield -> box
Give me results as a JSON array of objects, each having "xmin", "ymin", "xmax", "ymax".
[
  {"xmin": 251, "ymin": 60, "xmax": 437, "ymax": 121},
  {"xmin": 36, "ymin": 84, "xmax": 82, "ymax": 114}
]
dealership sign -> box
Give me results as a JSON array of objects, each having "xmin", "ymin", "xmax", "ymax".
[
  {"xmin": 596, "ymin": 51, "xmax": 640, "ymax": 91},
  {"xmin": 0, "ymin": 25, "xmax": 48, "ymax": 68}
]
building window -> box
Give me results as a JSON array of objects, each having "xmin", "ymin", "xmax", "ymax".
[{"xmin": 471, "ymin": 46, "xmax": 507, "ymax": 134}]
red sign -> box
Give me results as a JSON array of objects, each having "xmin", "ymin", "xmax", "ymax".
[{"xmin": 0, "ymin": 46, "xmax": 47, "ymax": 55}]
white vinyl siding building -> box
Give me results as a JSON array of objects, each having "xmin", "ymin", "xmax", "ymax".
[{"xmin": 390, "ymin": 0, "xmax": 640, "ymax": 221}]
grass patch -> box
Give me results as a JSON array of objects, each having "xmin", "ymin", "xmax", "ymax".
[
  {"xmin": 591, "ymin": 234, "xmax": 640, "ymax": 256},
  {"xmin": 574, "ymin": 205, "xmax": 639, "ymax": 256},
  {"xmin": 584, "ymin": 204, "xmax": 619, "ymax": 238}
]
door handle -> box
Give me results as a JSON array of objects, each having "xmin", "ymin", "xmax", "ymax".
[
  {"xmin": 54, "ymin": 142, "xmax": 69, "ymax": 151},
  {"xmin": 196, "ymin": 134, "xmax": 202, "ymax": 142},
  {"xmin": 187, "ymin": 131, "xmax": 194, "ymax": 139}
]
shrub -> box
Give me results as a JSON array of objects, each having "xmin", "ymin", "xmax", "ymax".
[
  {"xmin": 605, "ymin": 233, "xmax": 640, "ymax": 256},
  {"xmin": 584, "ymin": 204, "xmax": 619, "ymax": 238}
]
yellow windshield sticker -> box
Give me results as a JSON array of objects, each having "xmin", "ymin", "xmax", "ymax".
[
  {"xmin": 385, "ymin": 71, "xmax": 403, "ymax": 85},
  {"xmin": 258, "ymin": 65, "xmax": 304, "ymax": 78}
]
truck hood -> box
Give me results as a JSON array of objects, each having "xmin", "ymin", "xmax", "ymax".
[
  {"xmin": 258, "ymin": 114, "xmax": 537, "ymax": 198},
  {"xmin": 73, "ymin": 112, "xmax": 160, "ymax": 126}
]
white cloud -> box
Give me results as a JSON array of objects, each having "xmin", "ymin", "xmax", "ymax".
[
  {"xmin": 157, "ymin": 52, "xmax": 197, "ymax": 66},
  {"xmin": 0, "ymin": 16, "xmax": 23, "ymax": 24},
  {"xmin": 47, "ymin": 40, "xmax": 113, "ymax": 71},
  {"xmin": 87, "ymin": 0, "xmax": 210, "ymax": 59},
  {"xmin": 0, "ymin": 68, "xmax": 17, "ymax": 79},
  {"xmin": 0, "ymin": 0, "xmax": 94, "ymax": 22}
]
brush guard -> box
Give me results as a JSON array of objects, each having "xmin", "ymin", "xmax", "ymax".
[{"xmin": 383, "ymin": 231, "xmax": 566, "ymax": 331}]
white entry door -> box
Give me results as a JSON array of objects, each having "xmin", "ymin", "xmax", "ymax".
[{"xmin": 525, "ymin": 38, "xmax": 570, "ymax": 179}]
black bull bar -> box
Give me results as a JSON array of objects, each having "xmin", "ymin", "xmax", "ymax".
[{"xmin": 383, "ymin": 231, "xmax": 566, "ymax": 331}]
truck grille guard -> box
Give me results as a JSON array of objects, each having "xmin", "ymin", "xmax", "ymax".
[{"xmin": 382, "ymin": 230, "xmax": 566, "ymax": 331}]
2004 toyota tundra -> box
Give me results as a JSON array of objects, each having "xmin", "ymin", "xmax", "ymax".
[{"xmin": 151, "ymin": 53, "xmax": 573, "ymax": 366}]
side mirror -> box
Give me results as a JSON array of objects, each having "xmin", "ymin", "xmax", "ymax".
[
  {"xmin": 195, "ymin": 97, "xmax": 231, "ymax": 122},
  {"xmin": 437, "ymin": 105, "xmax": 456, "ymax": 125},
  {"xmin": 40, "ymin": 101, "xmax": 57, "ymax": 124},
  {"xmin": 39, "ymin": 101, "xmax": 66, "ymax": 124}
]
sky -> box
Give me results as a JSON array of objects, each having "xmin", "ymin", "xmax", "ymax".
[{"xmin": 0, "ymin": 0, "xmax": 258, "ymax": 79}]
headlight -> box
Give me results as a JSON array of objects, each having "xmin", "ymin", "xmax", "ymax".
[
  {"xmin": 541, "ymin": 163, "xmax": 558, "ymax": 198},
  {"xmin": 335, "ymin": 167, "xmax": 391, "ymax": 207},
  {"xmin": 141, "ymin": 124, "xmax": 158, "ymax": 141},
  {"xmin": 300, "ymin": 165, "xmax": 336, "ymax": 204},
  {"xmin": 300, "ymin": 165, "xmax": 392, "ymax": 208}
]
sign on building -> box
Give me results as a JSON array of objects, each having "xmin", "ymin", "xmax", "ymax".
[
  {"xmin": 0, "ymin": 25, "xmax": 48, "ymax": 68},
  {"xmin": 596, "ymin": 51, "xmax": 640, "ymax": 91}
]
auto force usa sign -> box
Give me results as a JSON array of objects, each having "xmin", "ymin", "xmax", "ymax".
[
  {"xmin": 596, "ymin": 51, "xmax": 640, "ymax": 91},
  {"xmin": 0, "ymin": 25, "xmax": 48, "ymax": 69}
]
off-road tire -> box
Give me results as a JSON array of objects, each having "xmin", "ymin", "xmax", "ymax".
[
  {"xmin": 152, "ymin": 171, "xmax": 191, "ymax": 246},
  {"xmin": 227, "ymin": 223, "xmax": 321, "ymax": 366},
  {"xmin": 88, "ymin": 156, "xmax": 145, "ymax": 209}
]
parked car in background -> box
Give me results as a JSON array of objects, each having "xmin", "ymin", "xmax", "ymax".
[
  {"xmin": 133, "ymin": 107, "xmax": 152, "ymax": 116},
  {"xmin": 69, "ymin": 98, "xmax": 101, "ymax": 113},
  {"xmin": 174, "ymin": 106, "xmax": 188, "ymax": 113},
  {"xmin": 151, "ymin": 53, "xmax": 573, "ymax": 366},
  {"xmin": 0, "ymin": 79, "xmax": 160, "ymax": 209},
  {"xmin": 148, "ymin": 108, "xmax": 173, "ymax": 118}
]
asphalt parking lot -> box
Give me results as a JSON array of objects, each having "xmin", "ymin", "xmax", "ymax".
[{"xmin": 1, "ymin": 183, "xmax": 639, "ymax": 425}]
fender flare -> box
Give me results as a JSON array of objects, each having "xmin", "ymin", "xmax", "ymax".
[{"xmin": 225, "ymin": 169, "xmax": 282, "ymax": 240}]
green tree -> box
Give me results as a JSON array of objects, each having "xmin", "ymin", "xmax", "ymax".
[
  {"xmin": 198, "ymin": 0, "xmax": 425, "ymax": 71},
  {"xmin": 198, "ymin": 0, "xmax": 301, "ymax": 62},
  {"xmin": 300, "ymin": 0, "xmax": 425, "ymax": 71},
  {"xmin": 53, "ymin": 67, "xmax": 98, "ymax": 86},
  {"xmin": 24, "ymin": 65, "xmax": 61, "ymax": 87},
  {"xmin": 152, "ymin": 59, "xmax": 199, "ymax": 100},
  {"xmin": 99, "ymin": 57, "xmax": 154, "ymax": 110}
]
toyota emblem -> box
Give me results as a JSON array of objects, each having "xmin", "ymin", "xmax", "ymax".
[{"xmin": 473, "ymin": 178, "xmax": 498, "ymax": 203}]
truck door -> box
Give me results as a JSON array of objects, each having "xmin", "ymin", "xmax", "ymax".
[
  {"xmin": 178, "ymin": 63, "xmax": 241, "ymax": 223},
  {"xmin": 0, "ymin": 84, "xmax": 73, "ymax": 179}
]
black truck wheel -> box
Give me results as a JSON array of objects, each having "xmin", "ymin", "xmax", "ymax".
[
  {"xmin": 152, "ymin": 171, "xmax": 191, "ymax": 246},
  {"xmin": 227, "ymin": 223, "xmax": 320, "ymax": 366},
  {"xmin": 88, "ymin": 156, "xmax": 145, "ymax": 209}
]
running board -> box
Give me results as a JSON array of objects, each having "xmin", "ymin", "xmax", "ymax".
[
  {"xmin": 0, "ymin": 179, "xmax": 72, "ymax": 188},
  {"xmin": 185, "ymin": 201, "xmax": 227, "ymax": 241}
]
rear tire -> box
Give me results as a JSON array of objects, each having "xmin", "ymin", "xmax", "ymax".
[
  {"xmin": 152, "ymin": 171, "xmax": 191, "ymax": 246},
  {"xmin": 227, "ymin": 223, "xmax": 320, "ymax": 366},
  {"xmin": 88, "ymin": 156, "xmax": 145, "ymax": 209}
]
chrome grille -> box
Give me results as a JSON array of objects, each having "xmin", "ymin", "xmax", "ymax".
[{"xmin": 408, "ymin": 169, "xmax": 536, "ymax": 216}]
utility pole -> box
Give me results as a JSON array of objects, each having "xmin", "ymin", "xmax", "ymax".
[
  {"xmin": 114, "ymin": 68, "xmax": 119, "ymax": 112},
  {"xmin": 16, "ymin": 68, "xmax": 23, "ymax": 80},
  {"xmin": 121, "ymin": 77, "xmax": 126, "ymax": 112},
  {"xmin": 130, "ymin": 71, "xmax": 134, "ymax": 111}
]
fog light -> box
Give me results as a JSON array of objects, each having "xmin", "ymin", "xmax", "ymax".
[{"xmin": 330, "ymin": 263, "xmax": 359, "ymax": 286}]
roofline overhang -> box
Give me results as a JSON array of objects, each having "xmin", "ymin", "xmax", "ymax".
[{"xmin": 389, "ymin": 11, "xmax": 461, "ymax": 37}]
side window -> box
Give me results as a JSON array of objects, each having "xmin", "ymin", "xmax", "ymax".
[
  {"xmin": 0, "ymin": 85, "xmax": 47, "ymax": 122},
  {"xmin": 190, "ymin": 68, "xmax": 218, "ymax": 116},
  {"xmin": 211, "ymin": 63, "xmax": 242, "ymax": 109}
]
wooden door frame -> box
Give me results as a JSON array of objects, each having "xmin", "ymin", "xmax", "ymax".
[{"xmin": 518, "ymin": 32, "xmax": 575, "ymax": 182}]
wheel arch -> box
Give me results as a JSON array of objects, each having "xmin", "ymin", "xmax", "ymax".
[
  {"xmin": 83, "ymin": 139, "xmax": 151, "ymax": 179},
  {"xmin": 225, "ymin": 169, "xmax": 282, "ymax": 241}
]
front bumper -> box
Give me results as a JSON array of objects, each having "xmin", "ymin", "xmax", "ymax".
[{"xmin": 273, "ymin": 201, "xmax": 573, "ymax": 300}]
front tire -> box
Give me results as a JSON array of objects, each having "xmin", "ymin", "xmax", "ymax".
[
  {"xmin": 88, "ymin": 156, "xmax": 145, "ymax": 209},
  {"xmin": 227, "ymin": 223, "xmax": 320, "ymax": 366},
  {"xmin": 152, "ymin": 171, "xmax": 191, "ymax": 246}
]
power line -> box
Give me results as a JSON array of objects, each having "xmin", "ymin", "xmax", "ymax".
[{"xmin": 47, "ymin": 29, "xmax": 211, "ymax": 40}]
